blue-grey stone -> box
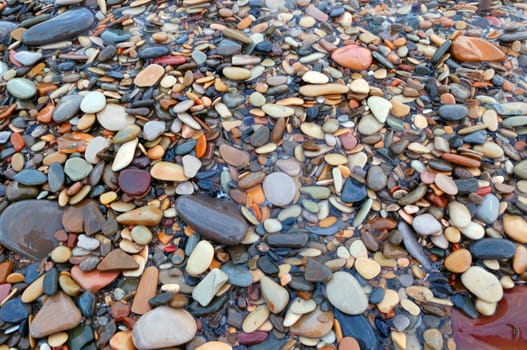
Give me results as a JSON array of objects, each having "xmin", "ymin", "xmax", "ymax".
[
  {"xmin": 470, "ymin": 238, "xmax": 515, "ymax": 259},
  {"xmin": 463, "ymin": 130, "xmax": 487, "ymax": 144},
  {"xmin": 48, "ymin": 162, "xmax": 65, "ymax": 192},
  {"xmin": 53, "ymin": 95, "xmax": 84, "ymax": 123},
  {"xmin": 221, "ymin": 262, "xmax": 253, "ymax": 287},
  {"xmin": 341, "ymin": 178, "xmax": 367, "ymax": 203},
  {"xmin": 438, "ymin": 105, "xmax": 468, "ymax": 121},
  {"xmin": 14, "ymin": 169, "xmax": 47, "ymax": 186},
  {"xmin": 475, "ymin": 194, "xmax": 499, "ymax": 224},
  {"xmin": 0, "ymin": 298, "xmax": 31, "ymax": 323}
]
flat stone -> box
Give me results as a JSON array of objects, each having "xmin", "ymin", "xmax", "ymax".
[
  {"xmin": 132, "ymin": 266, "xmax": 159, "ymax": 315},
  {"xmin": 119, "ymin": 168, "xmax": 151, "ymax": 196},
  {"xmin": 116, "ymin": 206, "xmax": 163, "ymax": 226},
  {"xmin": 64, "ymin": 157, "xmax": 93, "ymax": 181},
  {"xmin": 263, "ymin": 172, "xmax": 297, "ymax": 206},
  {"xmin": 150, "ymin": 161, "xmax": 188, "ymax": 182},
  {"xmin": 134, "ymin": 64, "xmax": 165, "ymax": 87},
  {"xmin": 299, "ymin": 84, "xmax": 349, "ymax": 96},
  {"xmin": 514, "ymin": 160, "xmax": 527, "ymax": 179},
  {"xmin": 503, "ymin": 215, "xmax": 527, "ymax": 243},
  {"xmin": 97, "ymin": 104, "xmax": 136, "ymax": 131},
  {"xmin": 435, "ymin": 173, "xmax": 458, "ymax": 195},
  {"xmin": 494, "ymin": 102, "xmax": 527, "ymax": 116},
  {"xmin": 219, "ymin": 144, "xmax": 250, "ymax": 167},
  {"xmin": 475, "ymin": 194, "xmax": 499, "ymax": 224},
  {"xmin": 366, "ymin": 165, "xmax": 387, "ymax": 191},
  {"xmin": 341, "ymin": 178, "xmax": 367, "ymax": 203},
  {"xmin": 0, "ymin": 200, "xmax": 63, "ymax": 260},
  {"xmin": 97, "ymin": 249, "xmax": 139, "ymax": 272},
  {"xmin": 221, "ymin": 262, "xmax": 253, "ymax": 287},
  {"xmin": 70, "ymin": 265, "xmax": 118, "ymax": 293},
  {"xmin": 6, "ymin": 78, "xmax": 37, "ymax": 99},
  {"xmin": 357, "ymin": 114, "xmax": 383, "ymax": 135},
  {"xmin": 262, "ymin": 104, "xmax": 295, "ymax": 118},
  {"xmin": 469, "ymin": 238, "xmax": 516, "ymax": 259},
  {"xmin": 223, "ymin": 67, "xmax": 251, "ymax": 80},
  {"xmin": 80, "ymin": 91, "xmax": 106, "ymax": 114},
  {"xmin": 138, "ymin": 46, "xmax": 170, "ymax": 59},
  {"xmin": 302, "ymin": 71, "xmax": 329, "ymax": 84},
  {"xmin": 132, "ymin": 307, "xmax": 197, "ymax": 349},
  {"xmin": 85, "ymin": 136, "xmax": 111, "ymax": 164},
  {"xmin": 48, "ymin": 162, "xmax": 65, "ymax": 192},
  {"xmin": 192, "ymin": 269, "xmax": 228, "ymax": 306},
  {"xmin": 326, "ymin": 271, "xmax": 368, "ymax": 315},
  {"xmin": 331, "ymin": 45, "xmax": 372, "ymax": 70},
  {"xmin": 30, "ymin": 292, "xmax": 81, "ymax": 338},
  {"xmin": 438, "ymin": 105, "xmax": 468, "ymax": 121},
  {"xmin": 412, "ymin": 214, "xmax": 442, "ymax": 235},
  {"xmin": 290, "ymin": 307, "xmax": 334, "ymax": 338},
  {"xmin": 182, "ymin": 155, "xmax": 201, "ymax": 178},
  {"xmin": 22, "ymin": 8, "xmax": 95, "ymax": 46},
  {"xmin": 451, "ymin": 36, "xmax": 506, "ymax": 62},
  {"xmin": 448, "ymin": 202, "xmax": 471, "ymax": 228},
  {"xmin": 0, "ymin": 297, "xmax": 30, "ymax": 323},
  {"xmin": 176, "ymin": 195, "xmax": 247, "ymax": 245},
  {"xmin": 143, "ymin": 121, "xmax": 166, "ymax": 141},
  {"xmin": 266, "ymin": 232, "xmax": 309, "ymax": 248},
  {"xmin": 14, "ymin": 169, "xmax": 47, "ymax": 186},
  {"xmin": 355, "ymin": 257, "xmax": 381, "ymax": 280},
  {"xmin": 334, "ymin": 310, "xmax": 377, "ymax": 350},
  {"xmin": 217, "ymin": 39, "xmax": 242, "ymax": 56},
  {"xmin": 186, "ymin": 240, "xmax": 214, "ymax": 276},
  {"xmin": 461, "ymin": 266, "xmax": 503, "ymax": 303},
  {"xmin": 260, "ymin": 276, "xmax": 289, "ymax": 313},
  {"xmin": 367, "ymin": 96, "xmax": 391, "ymax": 123},
  {"xmin": 304, "ymin": 258, "xmax": 332, "ymax": 282}
]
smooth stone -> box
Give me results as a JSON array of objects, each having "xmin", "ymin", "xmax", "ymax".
[
  {"xmin": 334, "ymin": 310, "xmax": 377, "ymax": 350},
  {"xmin": 367, "ymin": 96, "xmax": 391, "ymax": 123},
  {"xmin": 262, "ymin": 104, "xmax": 295, "ymax": 118},
  {"xmin": 266, "ymin": 232, "xmax": 309, "ymax": 248},
  {"xmin": 30, "ymin": 292, "xmax": 81, "ymax": 338},
  {"xmin": 118, "ymin": 168, "xmax": 151, "ymax": 196},
  {"xmin": 0, "ymin": 297, "xmax": 30, "ymax": 323},
  {"xmin": 99, "ymin": 45, "xmax": 117, "ymax": 62},
  {"xmin": 412, "ymin": 214, "xmax": 442, "ymax": 235},
  {"xmin": 132, "ymin": 266, "xmax": 159, "ymax": 315},
  {"xmin": 138, "ymin": 46, "xmax": 170, "ymax": 59},
  {"xmin": 290, "ymin": 307, "xmax": 334, "ymax": 338},
  {"xmin": 263, "ymin": 172, "xmax": 297, "ymax": 206},
  {"xmin": 217, "ymin": 39, "xmax": 242, "ymax": 56},
  {"xmin": 475, "ymin": 194, "xmax": 499, "ymax": 224},
  {"xmin": 22, "ymin": 8, "xmax": 95, "ymax": 46},
  {"xmin": 64, "ymin": 157, "xmax": 93, "ymax": 181},
  {"xmin": 77, "ymin": 234, "xmax": 100, "ymax": 251},
  {"xmin": 469, "ymin": 238, "xmax": 516, "ymax": 259},
  {"xmin": 113, "ymin": 138, "xmax": 138, "ymax": 171},
  {"xmin": 134, "ymin": 64, "xmax": 165, "ymax": 87},
  {"xmin": 357, "ymin": 114, "xmax": 383, "ymax": 135},
  {"xmin": 192, "ymin": 269, "xmax": 228, "ymax": 306},
  {"xmin": 366, "ymin": 165, "xmax": 387, "ymax": 191},
  {"xmin": 14, "ymin": 169, "xmax": 47, "ymax": 186},
  {"xmin": 186, "ymin": 240, "xmax": 214, "ymax": 276},
  {"xmin": 341, "ymin": 178, "xmax": 367, "ymax": 203},
  {"xmin": 444, "ymin": 249, "xmax": 472, "ymax": 273},
  {"xmin": 70, "ymin": 265, "xmax": 118, "ymax": 293},
  {"xmin": 97, "ymin": 249, "xmax": 139, "ymax": 272},
  {"xmin": 68, "ymin": 325, "xmax": 94, "ymax": 350},
  {"xmin": 260, "ymin": 276, "xmax": 289, "ymax": 313},
  {"xmin": 438, "ymin": 105, "xmax": 468, "ymax": 121},
  {"xmin": 448, "ymin": 202, "xmax": 471, "ymax": 228},
  {"xmin": 326, "ymin": 271, "xmax": 368, "ymax": 315},
  {"xmin": 221, "ymin": 262, "xmax": 253, "ymax": 287},
  {"xmin": 97, "ymin": 104, "xmax": 136, "ymax": 131},
  {"xmin": 495, "ymin": 102, "xmax": 527, "ymax": 116},
  {"xmin": 451, "ymin": 36, "xmax": 506, "ymax": 62},
  {"xmin": 48, "ymin": 162, "xmax": 65, "ymax": 191},
  {"xmin": 503, "ymin": 215, "xmax": 527, "ymax": 243},
  {"xmin": 461, "ymin": 266, "xmax": 503, "ymax": 303},
  {"xmin": 331, "ymin": 45, "xmax": 372, "ymax": 70},
  {"xmin": 6, "ymin": 182, "xmax": 38, "ymax": 201},
  {"xmin": 150, "ymin": 161, "xmax": 188, "ymax": 182},
  {"xmin": 242, "ymin": 305, "xmax": 269, "ymax": 333},
  {"xmin": 219, "ymin": 144, "xmax": 250, "ymax": 167},
  {"xmin": 302, "ymin": 71, "xmax": 329, "ymax": 84},
  {"xmin": 6, "ymin": 78, "xmax": 37, "ymax": 99},
  {"xmin": 13, "ymin": 51, "xmax": 42, "ymax": 65},
  {"xmin": 113, "ymin": 124, "xmax": 141, "ymax": 144},
  {"xmin": 182, "ymin": 155, "xmax": 201, "ymax": 178},
  {"xmin": 85, "ymin": 136, "xmax": 110, "ymax": 164},
  {"xmin": 80, "ymin": 91, "xmax": 106, "ymax": 114},
  {"xmin": 0, "ymin": 200, "xmax": 62, "ymax": 260},
  {"xmin": 355, "ymin": 257, "xmax": 381, "ymax": 279},
  {"xmin": 223, "ymin": 67, "xmax": 251, "ymax": 80},
  {"xmin": 116, "ymin": 206, "xmax": 163, "ymax": 226},
  {"xmin": 132, "ymin": 307, "xmax": 196, "ymax": 349},
  {"xmin": 143, "ymin": 121, "xmax": 166, "ymax": 141},
  {"xmin": 299, "ymin": 84, "xmax": 349, "ymax": 96},
  {"xmin": 304, "ymin": 258, "xmax": 332, "ymax": 282},
  {"xmin": 176, "ymin": 195, "xmax": 247, "ymax": 245},
  {"xmin": 53, "ymin": 95, "xmax": 84, "ymax": 123}
]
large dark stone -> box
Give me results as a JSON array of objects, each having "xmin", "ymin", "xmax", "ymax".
[
  {"xmin": 0, "ymin": 200, "xmax": 63, "ymax": 260},
  {"xmin": 334, "ymin": 310, "xmax": 377, "ymax": 350},
  {"xmin": 22, "ymin": 8, "xmax": 95, "ymax": 46},
  {"xmin": 470, "ymin": 238, "xmax": 516, "ymax": 259},
  {"xmin": 341, "ymin": 178, "xmax": 367, "ymax": 203},
  {"xmin": 0, "ymin": 298, "xmax": 31, "ymax": 323},
  {"xmin": 175, "ymin": 195, "xmax": 247, "ymax": 245}
]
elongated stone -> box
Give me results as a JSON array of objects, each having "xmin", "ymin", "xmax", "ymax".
[
  {"xmin": 116, "ymin": 206, "xmax": 163, "ymax": 226},
  {"xmin": 22, "ymin": 8, "xmax": 95, "ymax": 46},
  {"xmin": 176, "ymin": 195, "xmax": 247, "ymax": 245},
  {"xmin": 469, "ymin": 238, "xmax": 516, "ymax": 259}
]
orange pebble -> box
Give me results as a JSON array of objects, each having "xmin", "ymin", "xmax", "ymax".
[
  {"xmin": 10, "ymin": 133, "xmax": 24, "ymax": 151},
  {"xmin": 36, "ymin": 104, "xmax": 55, "ymax": 123},
  {"xmin": 195, "ymin": 134, "xmax": 207, "ymax": 158}
]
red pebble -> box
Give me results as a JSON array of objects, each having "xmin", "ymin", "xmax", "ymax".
[
  {"xmin": 152, "ymin": 55, "xmax": 186, "ymax": 65},
  {"xmin": 427, "ymin": 193, "xmax": 448, "ymax": 208},
  {"xmin": 476, "ymin": 186, "xmax": 492, "ymax": 196},
  {"xmin": 237, "ymin": 331, "xmax": 268, "ymax": 345}
]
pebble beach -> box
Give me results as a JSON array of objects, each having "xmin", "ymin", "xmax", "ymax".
[{"xmin": 0, "ymin": 0, "xmax": 526, "ymax": 349}]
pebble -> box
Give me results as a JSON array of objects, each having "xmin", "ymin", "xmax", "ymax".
[
  {"xmin": 444, "ymin": 249, "xmax": 472, "ymax": 273},
  {"xmin": 290, "ymin": 307, "xmax": 334, "ymax": 338},
  {"xmin": 97, "ymin": 104, "xmax": 136, "ymax": 131},
  {"xmin": 448, "ymin": 202, "xmax": 471, "ymax": 228},
  {"xmin": 6, "ymin": 78, "xmax": 36, "ymax": 99},
  {"xmin": 13, "ymin": 51, "xmax": 42, "ymax": 66},
  {"xmin": 134, "ymin": 64, "xmax": 165, "ymax": 87},
  {"xmin": 64, "ymin": 157, "xmax": 93, "ymax": 181},
  {"xmin": 186, "ymin": 240, "xmax": 214, "ymax": 276},
  {"xmin": 132, "ymin": 307, "xmax": 197, "ymax": 349},
  {"xmin": 470, "ymin": 238, "xmax": 516, "ymax": 259},
  {"xmin": 192, "ymin": 269, "xmax": 228, "ymax": 306},
  {"xmin": 367, "ymin": 96, "xmax": 391, "ymax": 123},
  {"xmin": 461, "ymin": 266, "xmax": 503, "ymax": 303},
  {"xmin": 263, "ymin": 172, "xmax": 297, "ymax": 206},
  {"xmin": 326, "ymin": 271, "xmax": 368, "ymax": 315},
  {"xmin": 451, "ymin": 36, "xmax": 506, "ymax": 62},
  {"xmin": 412, "ymin": 214, "xmax": 442, "ymax": 236},
  {"xmin": 143, "ymin": 120, "xmax": 166, "ymax": 141},
  {"xmin": 503, "ymin": 215, "xmax": 527, "ymax": 243},
  {"xmin": 80, "ymin": 91, "xmax": 106, "ymax": 114},
  {"xmin": 176, "ymin": 195, "xmax": 248, "ymax": 245},
  {"xmin": 438, "ymin": 105, "xmax": 468, "ymax": 121},
  {"xmin": 30, "ymin": 292, "xmax": 81, "ymax": 338},
  {"xmin": 331, "ymin": 45, "xmax": 372, "ymax": 70}
]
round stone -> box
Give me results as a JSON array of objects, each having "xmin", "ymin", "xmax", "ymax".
[
  {"xmin": 503, "ymin": 215, "xmax": 527, "ymax": 243},
  {"xmin": 143, "ymin": 121, "xmax": 166, "ymax": 141},
  {"xmin": 50, "ymin": 246, "xmax": 72, "ymax": 263},
  {"xmin": 448, "ymin": 202, "xmax": 471, "ymax": 228},
  {"xmin": 130, "ymin": 225, "xmax": 153, "ymax": 245},
  {"xmin": 97, "ymin": 104, "xmax": 136, "ymax": 131},
  {"xmin": 444, "ymin": 249, "xmax": 472, "ymax": 273},
  {"xmin": 7, "ymin": 78, "xmax": 36, "ymax": 99},
  {"xmin": 64, "ymin": 158, "xmax": 93, "ymax": 181},
  {"xmin": 412, "ymin": 214, "xmax": 442, "ymax": 236},
  {"xmin": 263, "ymin": 172, "xmax": 297, "ymax": 206},
  {"xmin": 355, "ymin": 257, "xmax": 381, "ymax": 280},
  {"xmin": 80, "ymin": 91, "xmax": 106, "ymax": 114},
  {"xmin": 186, "ymin": 240, "xmax": 214, "ymax": 276}
]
